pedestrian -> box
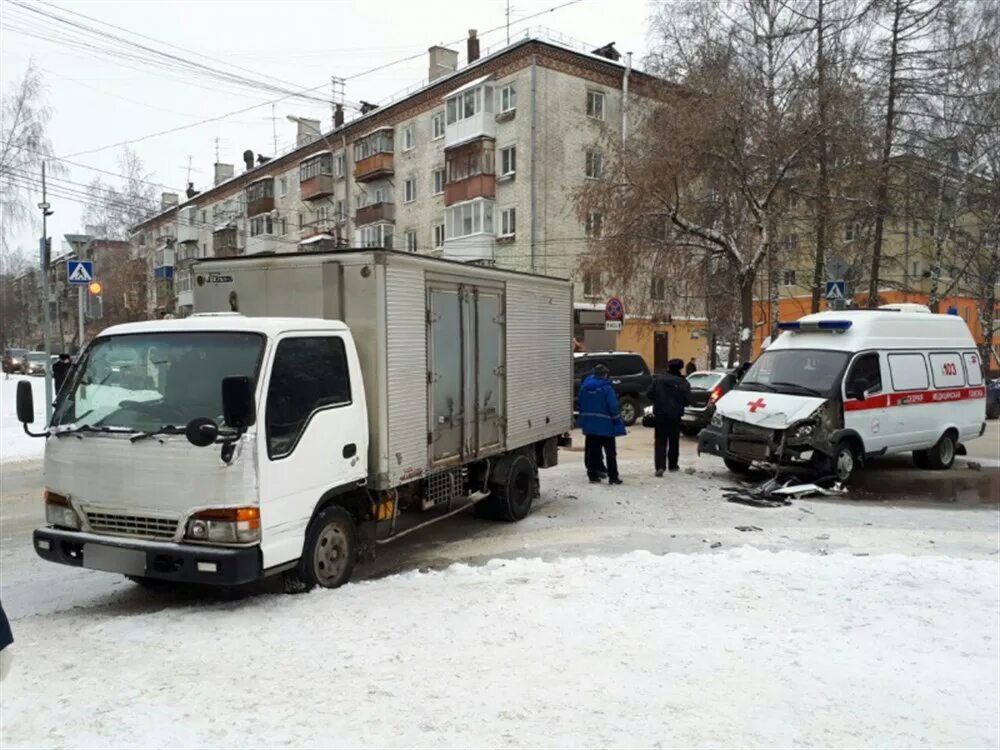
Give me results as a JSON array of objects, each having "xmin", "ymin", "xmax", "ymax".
[
  {"xmin": 0, "ymin": 600, "xmax": 12, "ymax": 682},
  {"xmin": 685, "ymin": 357, "xmax": 698, "ymax": 376},
  {"xmin": 648, "ymin": 358, "xmax": 691, "ymax": 476},
  {"xmin": 52, "ymin": 353, "xmax": 72, "ymax": 392},
  {"xmin": 578, "ymin": 364, "xmax": 626, "ymax": 485}
]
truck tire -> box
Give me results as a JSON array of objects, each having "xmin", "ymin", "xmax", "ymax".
[
  {"xmin": 289, "ymin": 505, "xmax": 356, "ymax": 591},
  {"xmin": 829, "ymin": 440, "xmax": 859, "ymax": 483},
  {"xmin": 912, "ymin": 450, "xmax": 930, "ymax": 469},
  {"xmin": 478, "ymin": 454, "xmax": 536, "ymax": 522},
  {"xmin": 724, "ymin": 457, "xmax": 753, "ymax": 475},
  {"xmin": 618, "ymin": 397, "xmax": 639, "ymax": 427},
  {"xmin": 924, "ymin": 431, "xmax": 957, "ymax": 471}
]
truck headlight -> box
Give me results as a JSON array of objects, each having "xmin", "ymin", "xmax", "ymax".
[
  {"xmin": 710, "ymin": 412, "xmax": 724, "ymax": 428},
  {"xmin": 45, "ymin": 490, "xmax": 81, "ymax": 530},
  {"xmin": 185, "ymin": 507, "xmax": 260, "ymax": 544},
  {"xmin": 790, "ymin": 422, "xmax": 816, "ymax": 440}
]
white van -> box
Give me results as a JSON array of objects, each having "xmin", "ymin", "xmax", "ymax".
[{"xmin": 698, "ymin": 306, "xmax": 988, "ymax": 482}]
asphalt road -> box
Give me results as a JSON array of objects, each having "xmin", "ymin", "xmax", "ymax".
[{"xmin": 1, "ymin": 423, "xmax": 997, "ymax": 621}]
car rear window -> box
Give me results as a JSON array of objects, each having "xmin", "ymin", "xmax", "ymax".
[
  {"xmin": 609, "ymin": 356, "xmax": 646, "ymax": 377},
  {"xmin": 687, "ymin": 373, "xmax": 723, "ymax": 390}
]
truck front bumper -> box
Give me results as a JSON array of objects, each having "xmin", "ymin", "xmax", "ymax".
[{"xmin": 33, "ymin": 527, "xmax": 262, "ymax": 586}]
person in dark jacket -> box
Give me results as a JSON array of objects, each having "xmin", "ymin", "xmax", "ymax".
[
  {"xmin": 647, "ymin": 358, "xmax": 691, "ymax": 475},
  {"xmin": 0, "ymin": 600, "xmax": 12, "ymax": 682},
  {"xmin": 577, "ymin": 364, "xmax": 626, "ymax": 484},
  {"xmin": 685, "ymin": 358, "xmax": 697, "ymax": 376},
  {"xmin": 52, "ymin": 353, "xmax": 72, "ymax": 392}
]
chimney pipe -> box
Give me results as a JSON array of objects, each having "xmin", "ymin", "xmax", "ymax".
[
  {"xmin": 214, "ymin": 162, "xmax": 234, "ymax": 185},
  {"xmin": 160, "ymin": 192, "xmax": 179, "ymax": 210},
  {"xmin": 334, "ymin": 103, "xmax": 344, "ymax": 128},
  {"xmin": 467, "ymin": 29, "xmax": 480, "ymax": 63},
  {"xmin": 243, "ymin": 150, "xmax": 254, "ymax": 171},
  {"xmin": 294, "ymin": 117, "xmax": 321, "ymax": 147},
  {"xmin": 428, "ymin": 45, "xmax": 458, "ymax": 82}
]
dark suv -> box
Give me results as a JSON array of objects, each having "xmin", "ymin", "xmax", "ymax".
[{"xmin": 573, "ymin": 352, "xmax": 653, "ymax": 426}]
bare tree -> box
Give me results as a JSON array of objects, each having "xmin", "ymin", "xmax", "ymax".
[
  {"xmin": 82, "ymin": 147, "xmax": 157, "ymax": 240},
  {"xmin": 0, "ymin": 60, "xmax": 62, "ymax": 254}
]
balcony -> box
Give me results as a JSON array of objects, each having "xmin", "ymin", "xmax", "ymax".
[
  {"xmin": 355, "ymin": 201, "xmax": 395, "ymax": 226},
  {"xmin": 442, "ymin": 235, "xmax": 494, "ymax": 263},
  {"xmin": 301, "ymin": 173, "xmax": 335, "ymax": 201},
  {"xmin": 245, "ymin": 233, "xmax": 279, "ymax": 256},
  {"xmin": 445, "ymin": 138, "xmax": 495, "ymax": 206},
  {"xmin": 444, "ymin": 77, "xmax": 495, "ymax": 148},
  {"xmin": 212, "ymin": 225, "xmax": 242, "ymax": 257},
  {"xmin": 177, "ymin": 207, "xmax": 199, "ymax": 244},
  {"xmin": 442, "ymin": 197, "xmax": 494, "ymax": 263},
  {"xmin": 354, "ymin": 152, "xmax": 394, "ymax": 182},
  {"xmin": 446, "ymin": 175, "xmax": 495, "ymax": 205},
  {"xmin": 245, "ymin": 177, "xmax": 275, "ymax": 217}
]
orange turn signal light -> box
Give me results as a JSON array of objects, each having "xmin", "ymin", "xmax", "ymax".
[
  {"xmin": 45, "ymin": 490, "xmax": 70, "ymax": 507},
  {"xmin": 192, "ymin": 506, "xmax": 261, "ymax": 528}
]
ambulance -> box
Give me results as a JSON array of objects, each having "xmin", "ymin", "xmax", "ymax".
[{"xmin": 698, "ymin": 305, "xmax": 988, "ymax": 482}]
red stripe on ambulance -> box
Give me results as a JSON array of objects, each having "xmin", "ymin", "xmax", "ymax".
[{"xmin": 844, "ymin": 387, "xmax": 986, "ymax": 412}]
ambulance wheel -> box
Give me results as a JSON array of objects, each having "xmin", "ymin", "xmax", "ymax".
[
  {"xmin": 830, "ymin": 440, "xmax": 858, "ymax": 483},
  {"xmin": 724, "ymin": 457, "xmax": 753, "ymax": 475},
  {"xmin": 290, "ymin": 506, "xmax": 356, "ymax": 591},
  {"xmin": 924, "ymin": 431, "xmax": 957, "ymax": 471}
]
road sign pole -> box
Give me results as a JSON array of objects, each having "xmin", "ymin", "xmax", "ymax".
[{"xmin": 78, "ymin": 285, "xmax": 85, "ymax": 351}]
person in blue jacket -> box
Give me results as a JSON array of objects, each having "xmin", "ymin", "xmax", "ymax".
[{"xmin": 578, "ymin": 364, "xmax": 626, "ymax": 484}]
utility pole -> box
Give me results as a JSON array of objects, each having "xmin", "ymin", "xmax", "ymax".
[{"xmin": 38, "ymin": 163, "xmax": 55, "ymax": 422}]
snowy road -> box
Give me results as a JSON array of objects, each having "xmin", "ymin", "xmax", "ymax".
[{"xmin": 2, "ymin": 371, "xmax": 999, "ymax": 747}]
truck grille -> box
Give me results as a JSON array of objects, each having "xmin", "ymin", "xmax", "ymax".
[{"xmin": 85, "ymin": 511, "xmax": 179, "ymax": 540}]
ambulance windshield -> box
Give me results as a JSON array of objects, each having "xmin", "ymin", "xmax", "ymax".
[{"xmin": 740, "ymin": 349, "xmax": 849, "ymax": 397}]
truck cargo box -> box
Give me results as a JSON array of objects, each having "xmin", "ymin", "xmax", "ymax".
[{"xmin": 192, "ymin": 250, "xmax": 573, "ymax": 490}]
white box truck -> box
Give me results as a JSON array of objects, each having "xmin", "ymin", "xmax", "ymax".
[{"xmin": 22, "ymin": 250, "xmax": 573, "ymax": 591}]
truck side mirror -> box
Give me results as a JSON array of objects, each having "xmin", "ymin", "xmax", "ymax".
[
  {"xmin": 16, "ymin": 380, "xmax": 34, "ymax": 424},
  {"xmin": 222, "ymin": 376, "xmax": 256, "ymax": 430}
]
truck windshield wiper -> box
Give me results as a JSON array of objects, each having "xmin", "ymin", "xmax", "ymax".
[
  {"xmin": 769, "ymin": 381, "xmax": 824, "ymax": 397},
  {"xmin": 130, "ymin": 425, "xmax": 183, "ymax": 442},
  {"xmin": 52, "ymin": 424, "xmax": 131, "ymax": 438}
]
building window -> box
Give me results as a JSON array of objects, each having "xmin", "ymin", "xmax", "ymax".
[
  {"xmin": 250, "ymin": 216, "xmax": 274, "ymax": 237},
  {"xmin": 650, "ymin": 276, "xmax": 665, "ymax": 301},
  {"xmin": 358, "ymin": 223, "xmax": 393, "ymax": 249},
  {"xmin": 500, "ymin": 207, "xmax": 516, "ymax": 237},
  {"xmin": 334, "ymin": 153, "xmax": 345, "ymax": 178},
  {"xmin": 445, "ymin": 198, "xmax": 494, "ymax": 240},
  {"xmin": 432, "ymin": 112, "xmax": 445, "ymax": 140},
  {"xmin": 500, "ymin": 146, "xmax": 516, "ymax": 176},
  {"xmin": 246, "ymin": 179, "xmax": 274, "ymax": 203},
  {"xmin": 279, "ymin": 176, "xmax": 288, "ymax": 196},
  {"xmin": 404, "ymin": 178, "xmax": 416, "ymax": 203},
  {"xmin": 434, "ymin": 223, "xmax": 445, "ymax": 248},
  {"xmin": 585, "ymin": 150, "xmax": 604, "ymax": 179},
  {"xmin": 298, "ymin": 211, "xmax": 303, "ymax": 230},
  {"xmin": 445, "ymin": 84, "xmax": 493, "ymax": 125},
  {"xmin": 201, "ymin": 211, "xmax": 206, "ymax": 224},
  {"xmin": 911, "ymin": 260, "xmax": 922, "ymax": 277},
  {"xmin": 500, "ymin": 84, "xmax": 516, "ymax": 112},
  {"xmin": 300, "ymin": 153, "xmax": 333, "ymax": 181},
  {"xmin": 782, "ymin": 270, "xmax": 797, "ymax": 286},
  {"xmin": 583, "ymin": 271, "xmax": 601, "ymax": 297},
  {"xmin": 279, "ymin": 217, "xmax": 288, "ymax": 236},
  {"xmin": 912, "ymin": 220, "xmax": 920, "ymax": 237},
  {"xmin": 403, "ymin": 124, "xmax": 414, "ymax": 151},
  {"xmin": 433, "ymin": 169, "xmax": 445, "ymax": 196},
  {"xmin": 335, "ymin": 199, "xmax": 345, "ymax": 221},
  {"xmin": 586, "ymin": 90, "xmax": 606, "ymax": 120},
  {"xmin": 844, "ymin": 223, "xmax": 860, "ymax": 241},
  {"xmin": 585, "ymin": 212, "xmax": 603, "ymax": 238},
  {"xmin": 200, "ymin": 243, "xmax": 206, "ymax": 258},
  {"xmin": 354, "ymin": 130, "xmax": 393, "ymax": 161},
  {"xmin": 405, "ymin": 230, "xmax": 418, "ymax": 253},
  {"xmin": 446, "ymin": 141, "xmax": 495, "ymax": 183},
  {"xmin": 783, "ymin": 234, "xmax": 798, "ymax": 250}
]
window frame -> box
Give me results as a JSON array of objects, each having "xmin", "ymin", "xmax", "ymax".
[
  {"xmin": 433, "ymin": 223, "xmax": 445, "ymax": 249},
  {"xmin": 583, "ymin": 271, "xmax": 601, "ymax": 297},
  {"xmin": 845, "ymin": 351, "xmax": 883, "ymax": 397},
  {"xmin": 433, "ymin": 168, "xmax": 446, "ymax": 196},
  {"xmin": 264, "ymin": 335, "xmax": 353, "ymax": 460},
  {"xmin": 929, "ymin": 351, "xmax": 965, "ymax": 389},
  {"xmin": 500, "ymin": 84, "xmax": 517, "ymax": 112},
  {"xmin": 782, "ymin": 270, "xmax": 797, "ymax": 286},
  {"xmin": 650, "ymin": 276, "xmax": 665, "ymax": 302},
  {"xmin": 500, "ymin": 207, "xmax": 516, "ymax": 237},
  {"xmin": 404, "ymin": 177, "xmax": 417, "ymax": 203},
  {"xmin": 585, "ymin": 150, "xmax": 604, "ymax": 179},
  {"xmin": 402, "ymin": 124, "xmax": 415, "ymax": 152},
  {"xmin": 586, "ymin": 90, "xmax": 606, "ymax": 121},
  {"xmin": 500, "ymin": 145, "xmax": 516, "ymax": 176},
  {"xmin": 585, "ymin": 211, "xmax": 603, "ymax": 239},
  {"xmin": 432, "ymin": 112, "xmax": 445, "ymax": 140},
  {"xmin": 887, "ymin": 352, "xmax": 930, "ymax": 392},
  {"xmin": 405, "ymin": 230, "xmax": 418, "ymax": 253}
]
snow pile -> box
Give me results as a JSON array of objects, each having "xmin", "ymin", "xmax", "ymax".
[
  {"xmin": 1, "ymin": 376, "xmax": 46, "ymax": 464},
  {"xmin": 3, "ymin": 548, "xmax": 997, "ymax": 748}
]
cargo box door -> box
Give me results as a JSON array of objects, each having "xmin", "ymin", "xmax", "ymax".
[
  {"xmin": 473, "ymin": 288, "xmax": 505, "ymax": 454},
  {"xmin": 428, "ymin": 285, "xmax": 465, "ymax": 463}
]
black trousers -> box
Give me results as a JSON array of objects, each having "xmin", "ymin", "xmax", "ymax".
[
  {"xmin": 654, "ymin": 418, "xmax": 681, "ymax": 472},
  {"xmin": 585, "ymin": 435, "xmax": 619, "ymax": 481}
]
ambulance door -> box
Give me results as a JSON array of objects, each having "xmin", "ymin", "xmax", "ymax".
[{"xmin": 842, "ymin": 351, "xmax": 890, "ymax": 454}]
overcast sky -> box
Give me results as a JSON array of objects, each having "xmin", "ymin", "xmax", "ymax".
[{"xmin": 2, "ymin": 0, "xmax": 653, "ymax": 260}]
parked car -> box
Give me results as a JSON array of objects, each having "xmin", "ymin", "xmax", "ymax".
[
  {"xmin": 987, "ymin": 378, "xmax": 1000, "ymax": 420},
  {"xmin": 641, "ymin": 369, "xmax": 739, "ymax": 434},
  {"xmin": 24, "ymin": 352, "xmax": 50, "ymax": 376},
  {"xmin": 2, "ymin": 348, "xmax": 30, "ymax": 374},
  {"xmin": 573, "ymin": 351, "xmax": 653, "ymax": 426}
]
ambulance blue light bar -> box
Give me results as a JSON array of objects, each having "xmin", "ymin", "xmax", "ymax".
[{"xmin": 777, "ymin": 320, "xmax": 853, "ymax": 332}]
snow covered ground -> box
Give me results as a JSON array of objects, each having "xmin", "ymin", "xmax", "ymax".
[
  {"xmin": 0, "ymin": 376, "xmax": 47, "ymax": 463},
  {"xmin": 2, "ymin": 548, "xmax": 997, "ymax": 748}
]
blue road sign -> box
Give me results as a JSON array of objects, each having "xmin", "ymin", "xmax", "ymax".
[
  {"xmin": 67, "ymin": 260, "xmax": 94, "ymax": 285},
  {"xmin": 825, "ymin": 280, "xmax": 846, "ymax": 300}
]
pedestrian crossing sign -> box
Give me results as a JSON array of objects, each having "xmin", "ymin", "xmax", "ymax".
[
  {"xmin": 67, "ymin": 260, "xmax": 94, "ymax": 285},
  {"xmin": 825, "ymin": 280, "xmax": 846, "ymax": 300}
]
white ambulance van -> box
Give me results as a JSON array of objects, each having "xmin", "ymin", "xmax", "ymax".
[{"xmin": 698, "ymin": 305, "xmax": 988, "ymax": 482}]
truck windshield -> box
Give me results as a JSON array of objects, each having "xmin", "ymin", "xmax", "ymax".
[
  {"xmin": 740, "ymin": 349, "xmax": 849, "ymax": 397},
  {"xmin": 52, "ymin": 332, "xmax": 264, "ymax": 432}
]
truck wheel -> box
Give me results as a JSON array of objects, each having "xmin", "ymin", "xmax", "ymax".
[
  {"xmin": 294, "ymin": 505, "xmax": 356, "ymax": 590},
  {"xmin": 478, "ymin": 454, "xmax": 536, "ymax": 522},
  {"xmin": 830, "ymin": 440, "xmax": 858, "ymax": 483},
  {"xmin": 912, "ymin": 450, "xmax": 930, "ymax": 469},
  {"xmin": 724, "ymin": 457, "xmax": 753, "ymax": 475},
  {"xmin": 618, "ymin": 397, "xmax": 638, "ymax": 427},
  {"xmin": 924, "ymin": 431, "xmax": 957, "ymax": 471}
]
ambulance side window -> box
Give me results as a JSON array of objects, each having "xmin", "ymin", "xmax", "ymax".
[
  {"xmin": 888, "ymin": 353, "xmax": 929, "ymax": 391},
  {"xmin": 929, "ymin": 352, "xmax": 964, "ymax": 389},
  {"xmin": 962, "ymin": 352, "xmax": 983, "ymax": 385},
  {"xmin": 846, "ymin": 353, "xmax": 882, "ymax": 397}
]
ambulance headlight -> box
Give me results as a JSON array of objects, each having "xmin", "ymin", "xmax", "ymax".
[
  {"xmin": 790, "ymin": 422, "xmax": 816, "ymax": 440},
  {"xmin": 710, "ymin": 412, "xmax": 724, "ymax": 428}
]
